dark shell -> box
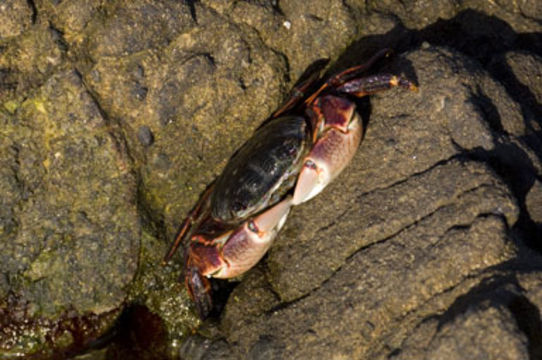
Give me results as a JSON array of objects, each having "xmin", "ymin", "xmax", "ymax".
[{"xmin": 211, "ymin": 116, "xmax": 310, "ymax": 223}]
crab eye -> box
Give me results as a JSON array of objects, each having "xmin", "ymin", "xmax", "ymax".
[
  {"xmin": 277, "ymin": 140, "xmax": 298, "ymax": 160},
  {"xmin": 232, "ymin": 200, "xmax": 246, "ymax": 213},
  {"xmin": 305, "ymin": 159, "xmax": 317, "ymax": 170},
  {"xmin": 284, "ymin": 141, "xmax": 297, "ymax": 155},
  {"xmin": 248, "ymin": 220, "xmax": 259, "ymax": 233}
]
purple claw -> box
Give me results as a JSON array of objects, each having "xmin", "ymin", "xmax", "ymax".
[{"xmin": 185, "ymin": 266, "xmax": 213, "ymax": 319}]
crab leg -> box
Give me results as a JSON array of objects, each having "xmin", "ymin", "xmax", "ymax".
[
  {"xmin": 162, "ymin": 183, "xmax": 215, "ymax": 264},
  {"xmin": 327, "ymin": 48, "xmax": 392, "ymax": 86},
  {"xmin": 272, "ymin": 58, "xmax": 330, "ymax": 118},
  {"xmin": 304, "ymin": 48, "xmax": 392, "ymax": 105},
  {"xmin": 336, "ymin": 73, "xmax": 417, "ymax": 97}
]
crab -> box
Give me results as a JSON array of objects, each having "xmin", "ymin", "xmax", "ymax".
[{"xmin": 163, "ymin": 49, "xmax": 417, "ymax": 318}]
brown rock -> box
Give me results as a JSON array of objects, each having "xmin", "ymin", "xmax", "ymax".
[{"xmin": 1, "ymin": 0, "xmax": 542, "ymax": 359}]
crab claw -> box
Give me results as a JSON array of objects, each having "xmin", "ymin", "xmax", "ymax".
[
  {"xmin": 185, "ymin": 264, "xmax": 213, "ymax": 319},
  {"xmin": 184, "ymin": 241, "xmax": 224, "ymax": 319},
  {"xmin": 293, "ymin": 96, "xmax": 362, "ymax": 205},
  {"xmin": 183, "ymin": 196, "xmax": 292, "ymax": 319}
]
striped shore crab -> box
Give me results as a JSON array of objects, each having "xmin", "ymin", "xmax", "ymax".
[{"xmin": 164, "ymin": 49, "xmax": 417, "ymax": 318}]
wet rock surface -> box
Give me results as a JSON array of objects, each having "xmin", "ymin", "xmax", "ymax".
[{"xmin": 0, "ymin": 0, "xmax": 541, "ymax": 359}]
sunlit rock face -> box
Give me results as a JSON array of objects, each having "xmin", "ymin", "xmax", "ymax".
[{"xmin": 1, "ymin": 0, "xmax": 541, "ymax": 359}]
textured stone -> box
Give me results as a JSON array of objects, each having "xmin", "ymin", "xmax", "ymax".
[
  {"xmin": 266, "ymin": 47, "xmax": 521, "ymax": 302},
  {"xmin": 1, "ymin": 0, "xmax": 541, "ymax": 359},
  {"xmin": 0, "ymin": 0, "xmax": 33, "ymax": 39},
  {"xmin": 0, "ymin": 70, "xmax": 139, "ymax": 357}
]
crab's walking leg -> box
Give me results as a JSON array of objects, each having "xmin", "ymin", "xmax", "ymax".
[
  {"xmin": 328, "ymin": 48, "xmax": 392, "ymax": 86},
  {"xmin": 272, "ymin": 58, "xmax": 330, "ymax": 118},
  {"xmin": 304, "ymin": 48, "xmax": 393, "ymax": 105},
  {"xmin": 337, "ymin": 73, "xmax": 418, "ymax": 97},
  {"xmin": 162, "ymin": 183, "xmax": 215, "ymax": 264}
]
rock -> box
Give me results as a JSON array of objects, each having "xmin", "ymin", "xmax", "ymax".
[
  {"xmin": 526, "ymin": 180, "xmax": 542, "ymax": 224},
  {"xmin": 79, "ymin": 3, "xmax": 288, "ymax": 235},
  {"xmin": 217, "ymin": 44, "xmax": 539, "ymax": 359},
  {"xmin": 223, "ymin": 159, "xmax": 518, "ymax": 357},
  {"xmin": 180, "ymin": 335, "xmax": 234, "ymax": 360},
  {"xmin": 0, "ymin": 70, "xmax": 139, "ymax": 357},
  {"xmin": 503, "ymin": 52, "xmax": 542, "ymax": 107},
  {"xmin": 1, "ymin": 0, "xmax": 542, "ymax": 359},
  {"xmin": 265, "ymin": 47, "xmax": 521, "ymax": 302},
  {"xmin": 393, "ymin": 274, "xmax": 542, "ymax": 360},
  {"xmin": 366, "ymin": 0, "xmax": 460, "ymax": 29},
  {"xmin": 203, "ymin": 0, "xmax": 358, "ymax": 79},
  {"xmin": 0, "ymin": 0, "xmax": 33, "ymax": 39},
  {"xmin": 83, "ymin": 0, "xmax": 194, "ymax": 60},
  {"xmin": 0, "ymin": 24, "xmax": 64, "ymax": 103},
  {"xmin": 137, "ymin": 125, "xmax": 154, "ymax": 147}
]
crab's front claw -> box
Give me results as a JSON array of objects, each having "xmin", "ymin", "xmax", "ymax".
[
  {"xmin": 184, "ymin": 242, "xmax": 223, "ymax": 319},
  {"xmin": 293, "ymin": 96, "xmax": 363, "ymax": 205},
  {"xmin": 185, "ymin": 264, "xmax": 213, "ymax": 319}
]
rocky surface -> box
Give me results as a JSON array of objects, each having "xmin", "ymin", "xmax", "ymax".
[{"xmin": 0, "ymin": 0, "xmax": 541, "ymax": 359}]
